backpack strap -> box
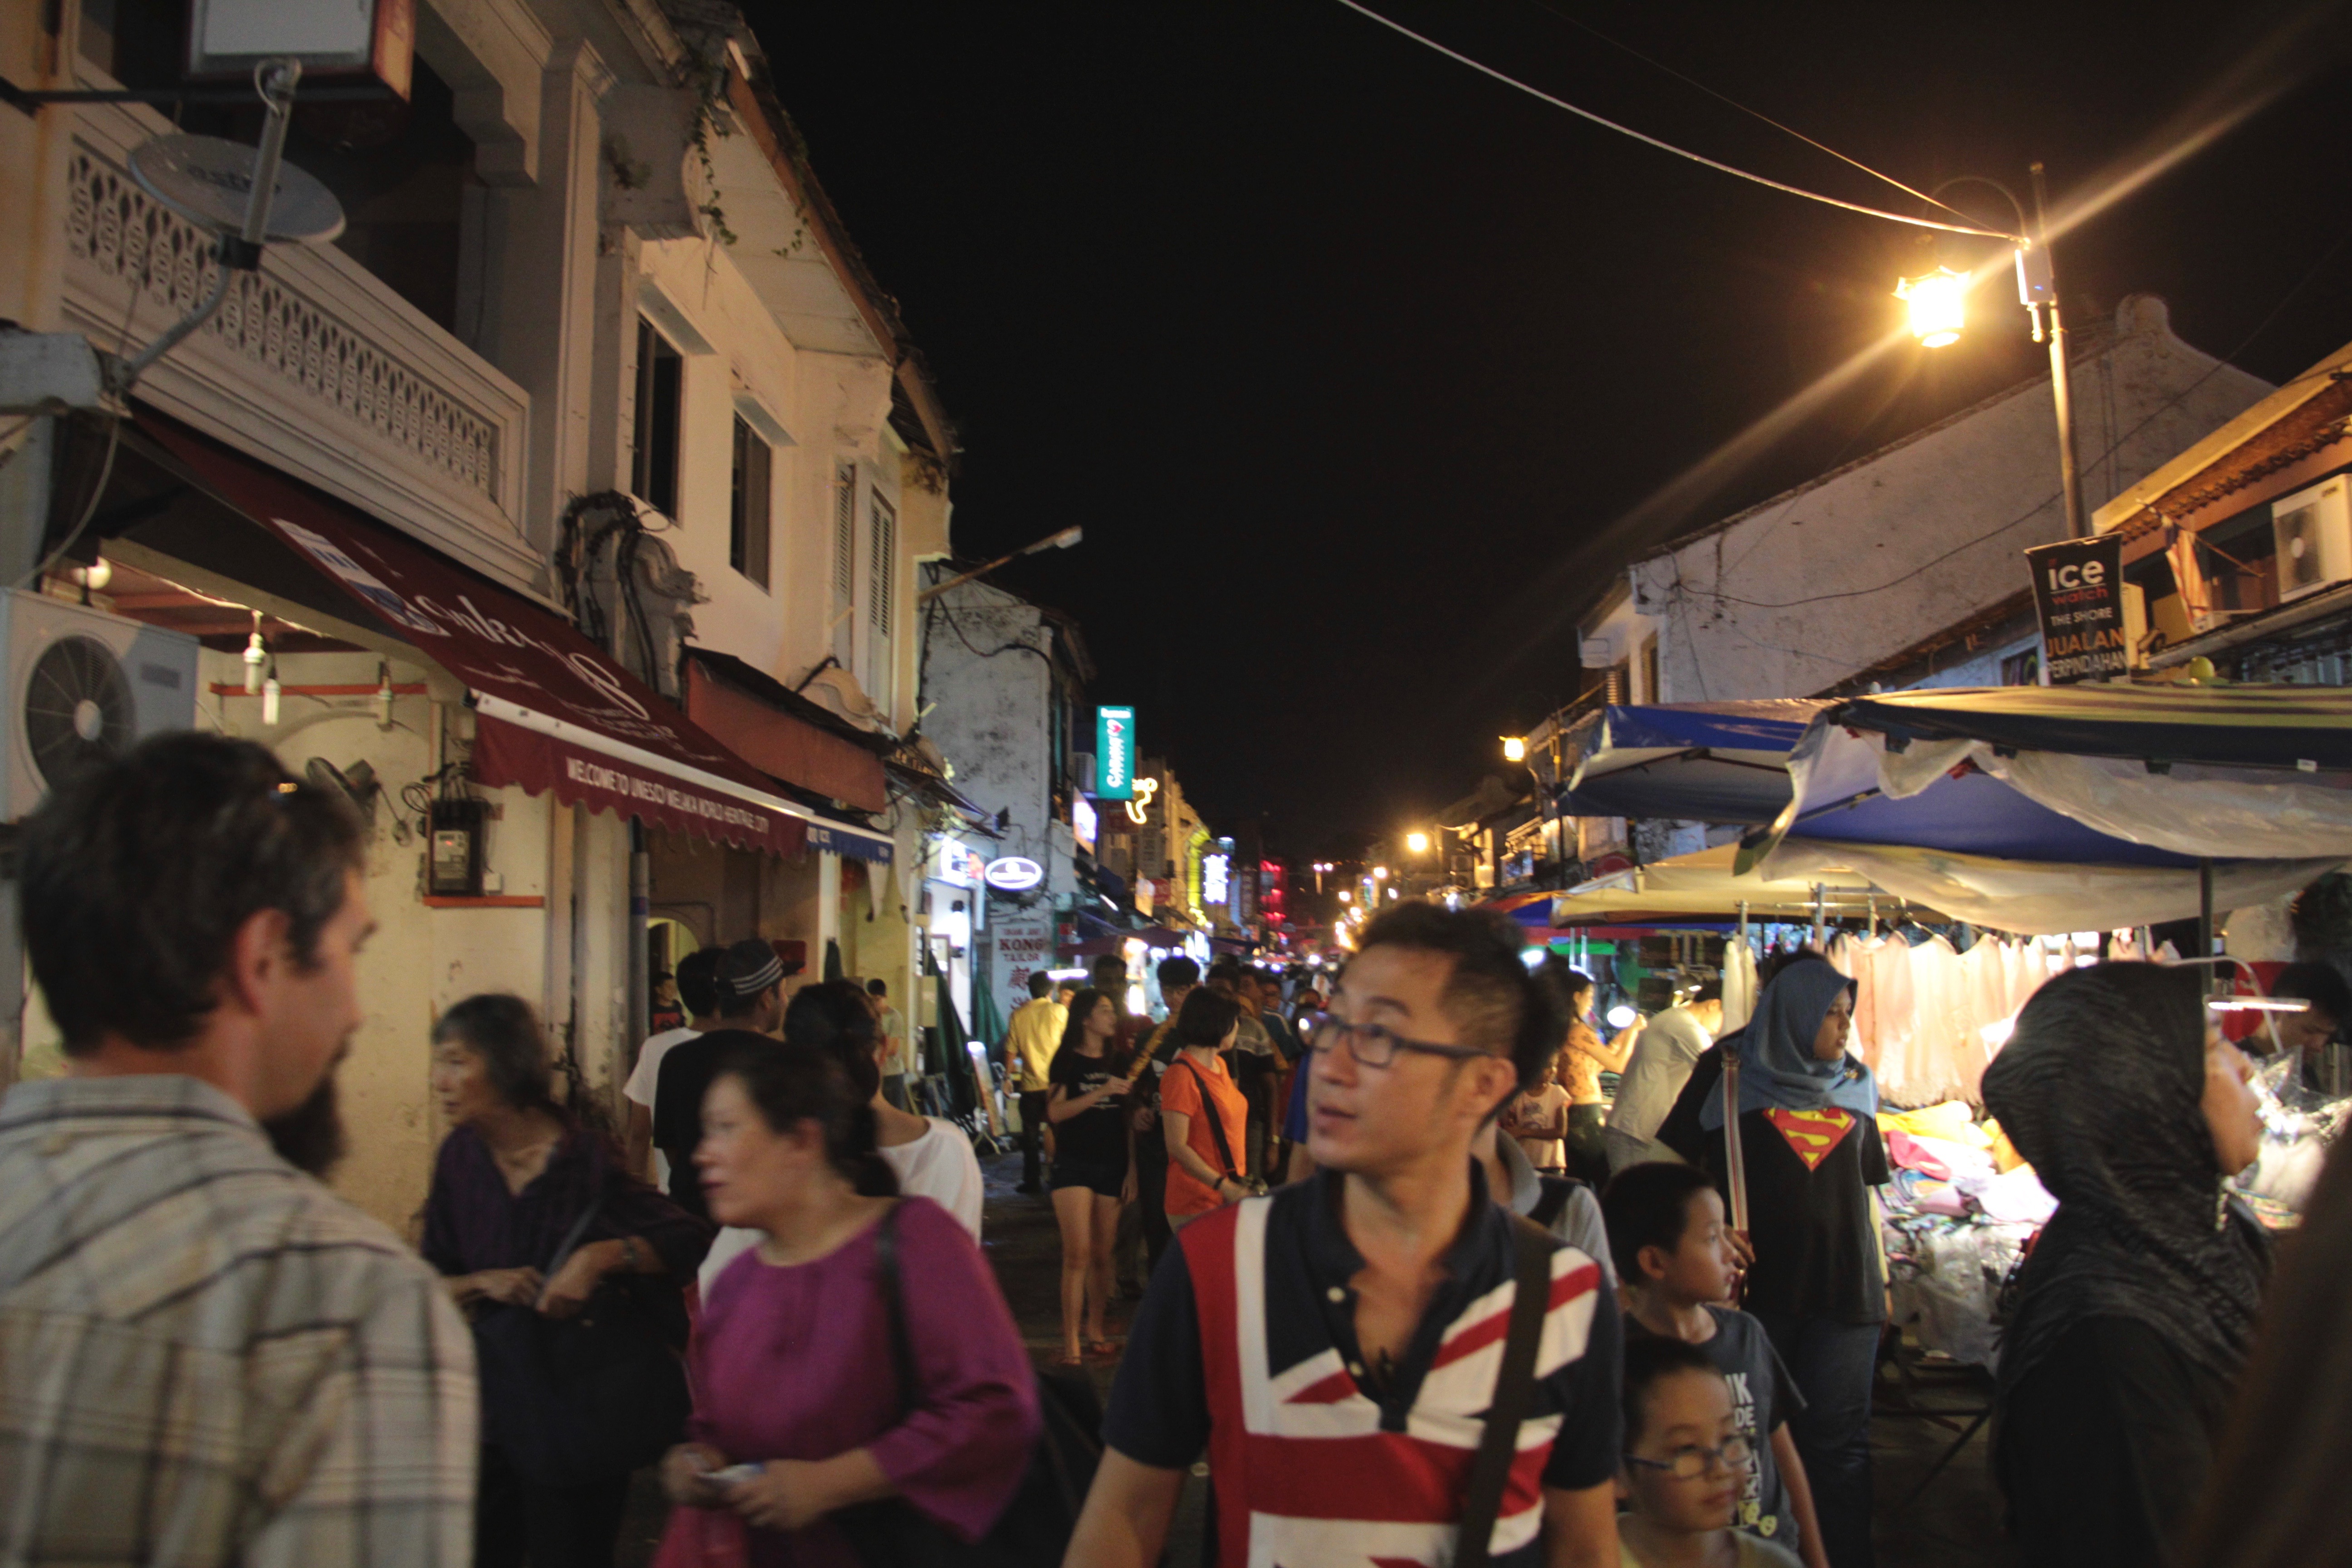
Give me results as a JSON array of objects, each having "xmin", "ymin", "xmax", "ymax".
[
  {"xmin": 1529, "ymin": 1174, "xmax": 1586, "ymax": 1231},
  {"xmin": 1455, "ymin": 1215, "xmax": 1555, "ymax": 1568},
  {"xmin": 1174, "ymin": 1056, "xmax": 1240, "ymax": 1181}
]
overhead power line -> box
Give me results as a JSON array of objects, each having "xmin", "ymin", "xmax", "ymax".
[
  {"xmin": 1333, "ymin": 0, "xmax": 2026, "ymax": 242},
  {"xmin": 1517, "ymin": 0, "xmax": 1980, "ymax": 224}
]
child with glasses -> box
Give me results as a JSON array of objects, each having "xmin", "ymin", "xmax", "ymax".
[
  {"xmin": 1618, "ymin": 1338, "xmax": 1801, "ymax": 1568},
  {"xmin": 1605, "ymin": 1163, "xmax": 1828, "ymax": 1568}
]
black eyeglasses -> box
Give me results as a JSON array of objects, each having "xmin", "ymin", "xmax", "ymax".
[
  {"xmin": 1624, "ymin": 1434, "xmax": 1754, "ymax": 1481},
  {"xmin": 1309, "ymin": 1016, "xmax": 1491, "ymax": 1070}
]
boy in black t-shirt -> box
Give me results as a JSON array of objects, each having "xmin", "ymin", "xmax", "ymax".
[{"xmin": 1605, "ymin": 1161, "xmax": 1831, "ymax": 1568}]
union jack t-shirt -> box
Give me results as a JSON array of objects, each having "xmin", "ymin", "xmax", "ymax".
[{"xmin": 1102, "ymin": 1166, "xmax": 1622, "ymax": 1567}]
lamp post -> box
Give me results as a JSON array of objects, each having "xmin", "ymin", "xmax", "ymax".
[
  {"xmin": 915, "ymin": 525, "xmax": 1084, "ymax": 603},
  {"xmin": 1896, "ymin": 165, "xmax": 2085, "ymax": 539}
]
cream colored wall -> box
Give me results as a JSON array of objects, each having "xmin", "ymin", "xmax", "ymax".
[
  {"xmin": 218, "ymin": 651, "xmax": 559, "ymax": 1236},
  {"xmin": 632, "ymin": 240, "xmax": 900, "ymax": 706}
]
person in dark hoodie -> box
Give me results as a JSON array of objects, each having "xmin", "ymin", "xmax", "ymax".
[{"xmin": 1984, "ymin": 962, "xmax": 2269, "ymax": 1568}]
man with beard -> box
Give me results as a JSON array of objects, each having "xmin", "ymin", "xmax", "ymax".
[{"xmin": 0, "ymin": 734, "xmax": 475, "ymax": 1566}]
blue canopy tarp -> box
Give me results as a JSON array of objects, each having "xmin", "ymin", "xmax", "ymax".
[
  {"xmin": 1558, "ymin": 700, "xmax": 1827, "ymax": 822},
  {"xmin": 1730, "ymin": 696, "xmax": 2349, "ymax": 932}
]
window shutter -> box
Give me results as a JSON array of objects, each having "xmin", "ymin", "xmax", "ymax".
[
  {"xmin": 833, "ymin": 466, "xmax": 858, "ymax": 608},
  {"xmin": 868, "ymin": 495, "xmax": 896, "ymax": 637}
]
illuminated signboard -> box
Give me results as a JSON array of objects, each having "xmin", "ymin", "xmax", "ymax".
[
  {"xmin": 1095, "ymin": 705, "xmax": 1135, "ymax": 800},
  {"xmin": 984, "ymin": 856, "xmax": 1044, "ymax": 892},
  {"xmin": 1202, "ymin": 853, "xmax": 1229, "ymax": 905},
  {"xmin": 1071, "ymin": 794, "xmax": 1098, "ymax": 851}
]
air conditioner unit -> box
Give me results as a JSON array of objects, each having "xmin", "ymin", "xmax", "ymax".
[
  {"xmin": 2273, "ymin": 476, "xmax": 2352, "ymax": 603},
  {"xmin": 0, "ymin": 589, "xmax": 200, "ymax": 821}
]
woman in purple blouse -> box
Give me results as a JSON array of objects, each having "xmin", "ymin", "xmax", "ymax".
[{"xmin": 662, "ymin": 1036, "xmax": 1040, "ymax": 1565}]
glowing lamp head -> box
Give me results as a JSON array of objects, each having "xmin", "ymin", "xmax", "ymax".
[
  {"xmin": 1896, "ymin": 267, "xmax": 1967, "ymax": 348},
  {"xmin": 1501, "ymin": 735, "xmax": 1526, "ymax": 763},
  {"xmin": 1405, "ymin": 831, "xmax": 1429, "ymax": 855}
]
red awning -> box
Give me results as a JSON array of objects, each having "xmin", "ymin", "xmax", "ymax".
[
  {"xmin": 140, "ymin": 414, "xmax": 809, "ymax": 860},
  {"xmin": 685, "ymin": 658, "xmax": 886, "ymax": 813}
]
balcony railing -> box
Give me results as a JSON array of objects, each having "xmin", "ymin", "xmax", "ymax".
[{"xmin": 60, "ymin": 103, "xmax": 539, "ymax": 589}]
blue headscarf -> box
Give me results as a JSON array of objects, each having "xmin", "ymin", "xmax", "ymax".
[{"xmin": 1699, "ymin": 956, "xmax": 1875, "ymax": 1131}]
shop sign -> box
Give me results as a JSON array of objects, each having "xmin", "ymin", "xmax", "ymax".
[
  {"xmin": 1202, "ymin": 853, "xmax": 1229, "ymax": 905},
  {"xmin": 931, "ymin": 836, "xmax": 980, "ymax": 885},
  {"xmin": 1071, "ymin": 795, "xmax": 1098, "ymax": 851},
  {"xmin": 1096, "ymin": 706, "xmax": 1136, "ymax": 799},
  {"xmin": 2025, "ymin": 535, "xmax": 2128, "ymax": 684},
  {"xmin": 994, "ymin": 911, "xmax": 1054, "ymax": 999},
  {"xmin": 984, "ymin": 855, "xmax": 1044, "ymax": 891}
]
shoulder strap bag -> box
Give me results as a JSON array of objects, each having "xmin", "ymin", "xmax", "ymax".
[
  {"xmin": 834, "ymin": 1205, "xmax": 1103, "ymax": 1568},
  {"xmin": 1454, "ymin": 1215, "xmax": 1557, "ymax": 1568},
  {"xmin": 1174, "ymin": 1055, "xmax": 1267, "ymax": 1196}
]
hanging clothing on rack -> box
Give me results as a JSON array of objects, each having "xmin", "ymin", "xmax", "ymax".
[
  {"xmin": 1722, "ymin": 938, "xmax": 1759, "ymax": 1033},
  {"xmin": 1864, "ymin": 936, "xmax": 1917, "ymax": 1102}
]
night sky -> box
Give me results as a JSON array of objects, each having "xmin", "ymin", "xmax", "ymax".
[{"xmin": 750, "ymin": 0, "xmax": 2352, "ymax": 856}]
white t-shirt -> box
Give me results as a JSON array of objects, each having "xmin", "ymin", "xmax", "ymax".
[
  {"xmin": 882, "ymin": 1118, "xmax": 984, "ymax": 1236},
  {"xmin": 876, "ymin": 1005, "xmax": 909, "ymax": 1076},
  {"xmin": 624, "ymin": 1027, "xmax": 700, "ymax": 1187},
  {"xmin": 696, "ymin": 1117, "xmax": 984, "ymax": 1296}
]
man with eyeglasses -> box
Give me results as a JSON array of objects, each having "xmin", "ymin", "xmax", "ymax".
[{"xmin": 1067, "ymin": 904, "xmax": 1622, "ymax": 1568}]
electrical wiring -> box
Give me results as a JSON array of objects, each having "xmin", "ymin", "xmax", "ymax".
[
  {"xmin": 926, "ymin": 598, "xmax": 1054, "ymax": 667},
  {"xmin": 1517, "ymin": 0, "xmax": 1979, "ymax": 225},
  {"xmin": 1333, "ymin": 0, "xmax": 2023, "ymax": 241}
]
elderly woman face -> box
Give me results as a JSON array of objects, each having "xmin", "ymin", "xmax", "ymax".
[{"xmin": 430, "ymin": 1034, "xmax": 503, "ymax": 1127}]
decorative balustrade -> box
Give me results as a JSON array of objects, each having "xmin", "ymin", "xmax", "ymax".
[{"xmin": 59, "ymin": 108, "xmax": 538, "ymax": 589}]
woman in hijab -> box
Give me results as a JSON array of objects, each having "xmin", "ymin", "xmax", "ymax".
[
  {"xmin": 1658, "ymin": 955, "xmax": 1887, "ymax": 1568},
  {"xmin": 1984, "ymin": 963, "xmax": 2267, "ymax": 1568}
]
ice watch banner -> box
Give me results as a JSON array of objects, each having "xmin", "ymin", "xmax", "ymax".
[{"xmin": 2026, "ymin": 535, "xmax": 2127, "ymax": 685}]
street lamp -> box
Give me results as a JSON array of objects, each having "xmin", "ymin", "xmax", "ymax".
[
  {"xmin": 915, "ymin": 525, "xmax": 1084, "ymax": 603},
  {"xmin": 1501, "ymin": 736, "xmax": 1526, "ymax": 763},
  {"xmin": 1896, "ymin": 166, "xmax": 2084, "ymax": 539},
  {"xmin": 1895, "ymin": 267, "xmax": 1966, "ymax": 348},
  {"xmin": 1373, "ymin": 866, "xmax": 1390, "ymax": 881},
  {"xmin": 1405, "ymin": 831, "xmax": 1430, "ymax": 856}
]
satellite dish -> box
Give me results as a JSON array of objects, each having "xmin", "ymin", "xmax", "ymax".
[{"xmin": 128, "ymin": 135, "xmax": 345, "ymax": 245}]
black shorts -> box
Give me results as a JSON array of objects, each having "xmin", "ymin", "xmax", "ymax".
[{"xmin": 1049, "ymin": 1156, "xmax": 1127, "ymax": 1197}]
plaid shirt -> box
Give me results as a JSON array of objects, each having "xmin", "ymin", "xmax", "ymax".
[{"xmin": 0, "ymin": 1075, "xmax": 476, "ymax": 1567}]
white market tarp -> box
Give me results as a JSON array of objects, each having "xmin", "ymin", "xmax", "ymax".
[
  {"xmin": 1876, "ymin": 737, "xmax": 2352, "ymax": 861},
  {"xmin": 1763, "ymin": 836, "xmax": 2344, "ymax": 936}
]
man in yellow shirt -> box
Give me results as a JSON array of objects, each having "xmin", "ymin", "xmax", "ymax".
[{"xmin": 1003, "ymin": 971, "xmax": 1068, "ymax": 1193}]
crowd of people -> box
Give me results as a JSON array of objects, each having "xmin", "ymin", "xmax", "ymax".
[{"xmin": 10, "ymin": 732, "xmax": 2352, "ymax": 1568}]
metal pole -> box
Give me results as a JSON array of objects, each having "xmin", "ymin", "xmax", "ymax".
[
  {"xmin": 2031, "ymin": 162, "xmax": 2087, "ymax": 541},
  {"xmin": 2199, "ymin": 858, "xmax": 2215, "ymax": 963},
  {"xmin": 1811, "ymin": 884, "xmax": 1826, "ymax": 951}
]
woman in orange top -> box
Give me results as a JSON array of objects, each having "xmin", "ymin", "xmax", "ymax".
[
  {"xmin": 1550, "ymin": 963, "xmax": 1634, "ymax": 1183},
  {"xmin": 1157, "ymin": 987, "xmax": 1251, "ymax": 1231}
]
